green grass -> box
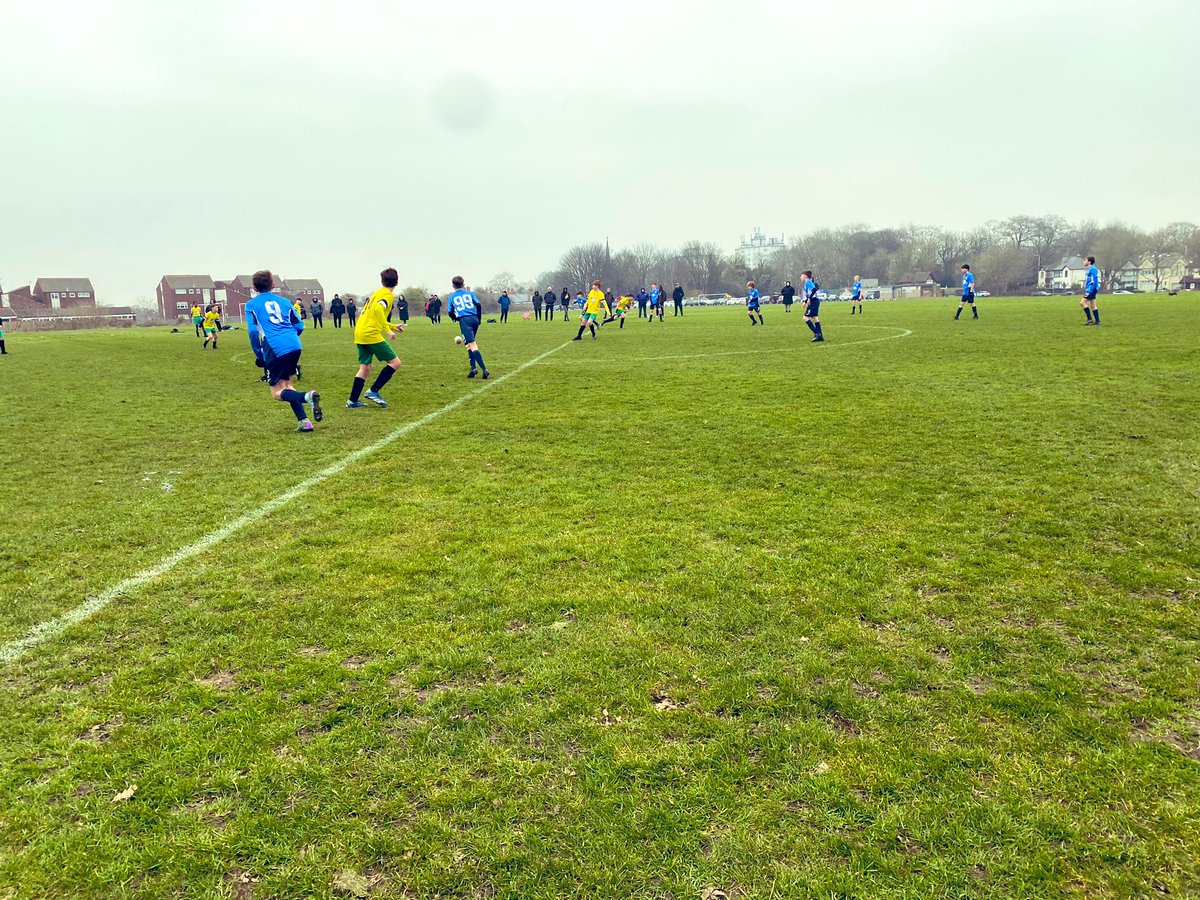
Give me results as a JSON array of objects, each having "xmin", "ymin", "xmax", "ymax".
[{"xmin": 0, "ymin": 297, "xmax": 1197, "ymax": 898}]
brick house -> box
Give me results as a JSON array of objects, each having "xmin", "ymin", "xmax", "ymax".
[
  {"xmin": 6, "ymin": 277, "xmax": 98, "ymax": 313},
  {"xmin": 281, "ymin": 278, "xmax": 325, "ymax": 310},
  {"xmin": 156, "ymin": 275, "xmax": 217, "ymax": 320},
  {"xmin": 215, "ymin": 275, "xmax": 324, "ymax": 319}
]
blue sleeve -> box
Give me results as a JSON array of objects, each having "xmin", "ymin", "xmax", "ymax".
[{"xmin": 246, "ymin": 308, "xmax": 263, "ymax": 359}]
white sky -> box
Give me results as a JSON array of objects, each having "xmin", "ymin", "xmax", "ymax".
[{"xmin": 1, "ymin": 0, "xmax": 1196, "ymax": 301}]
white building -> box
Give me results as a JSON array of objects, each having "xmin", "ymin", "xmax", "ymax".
[
  {"xmin": 1037, "ymin": 256, "xmax": 1089, "ymax": 290},
  {"xmin": 736, "ymin": 227, "xmax": 786, "ymax": 267}
]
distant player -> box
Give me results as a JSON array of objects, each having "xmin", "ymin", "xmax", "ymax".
[
  {"xmin": 573, "ymin": 280, "xmax": 610, "ymax": 341},
  {"xmin": 447, "ymin": 276, "xmax": 490, "ymax": 378},
  {"xmin": 780, "ymin": 280, "xmax": 795, "ymax": 313},
  {"xmin": 746, "ymin": 281, "xmax": 763, "ymax": 326},
  {"xmin": 1082, "ymin": 256, "xmax": 1101, "ymax": 325},
  {"xmin": 190, "ymin": 302, "xmax": 203, "ymax": 337},
  {"xmin": 244, "ymin": 269, "xmax": 323, "ymax": 432},
  {"xmin": 346, "ymin": 267, "xmax": 404, "ymax": 408},
  {"xmin": 803, "ymin": 271, "xmax": 824, "ymax": 342},
  {"xmin": 0, "ymin": 316, "xmax": 7, "ymax": 355},
  {"xmin": 609, "ymin": 293, "xmax": 633, "ymax": 328},
  {"xmin": 955, "ymin": 265, "xmax": 978, "ymax": 320},
  {"xmin": 851, "ymin": 275, "xmax": 863, "ymax": 315},
  {"xmin": 648, "ymin": 282, "xmax": 665, "ymax": 322},
  {"xmin": 201, "ymin": 304, "xmax": 221, "ymax": 349}
]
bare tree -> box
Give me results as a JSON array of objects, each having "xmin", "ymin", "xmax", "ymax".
[
  {"xmin": 1143, "ymin": 222, "xmax": 1195, "ymax": 291},
  {"xmin": 487, "ymin": 271, "xmax": 517, "ymax": 294},
  {"xmin": 675, "ymin": 241, "xmax": 725, "ymax": 293},
  {"xmin": 1092, "ymin": 223, "xmax": 1146, "ymax": 289},
  {"xmin": 976, "ymin": 244, "xmax": 1035, "ymax": 293},
  {"xmin": 556, "ymin": 243, "xmax": 609, "ymax": 291},
  {"xmin": 1027, "ymin": 215, "xmax": 1070, "ymax": 271}
]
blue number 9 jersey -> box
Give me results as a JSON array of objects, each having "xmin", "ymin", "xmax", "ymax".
[{"xmin": 447, "ymin": 288, "xmax": 481, "ymax": 319}]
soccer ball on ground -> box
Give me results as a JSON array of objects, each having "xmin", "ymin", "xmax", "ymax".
[{"xmin": 454, "ymin": 335, "xmax": 465, "ymax": 345}]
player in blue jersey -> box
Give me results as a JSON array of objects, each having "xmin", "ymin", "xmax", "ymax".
[
  {"xmin": 244, "ymin": 269, "xmax": 323, "ymax": 432},
  {"xmin": 746, "ymin": 281, "xmax": 763, "ymax": 326},
  {"xmin": 851, "ymin": 275, "xmax": 863, "ymax": 315},
  {"xmin": 802, "ymin": 271, "xmax": 824, "ymax": 342},
  {"xmin": 647, "ymin": 282, "xmax": 665, "ymax": 322},
  {"xmin": 446, "ymin": 276, "xmax": 490, "ymax": 379},
  {"xmin": 955, "ymin": 264, "xmax": 978, "ymax": 320},
  {"xmin": 1081, "ymin": 256, "xmax": 1101, "ymax": 325}
]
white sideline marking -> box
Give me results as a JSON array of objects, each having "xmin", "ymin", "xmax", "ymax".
[
  {"xmin": 0, "ymin": 340, "xmax": 573, "ymax": 664},
  {"xmin": 561, "ymin": 325, "xmax": 914, "ymax": 363}
]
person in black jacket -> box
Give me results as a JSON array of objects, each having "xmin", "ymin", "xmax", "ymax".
[
  {"xmin": 396, "ymin": 294, "xmax": 409, "ymax": 325},
  {"xmin": 560, "ymin": 288, "xmax": 571, "ymax": 322},
  {"xmin": 672, "ymin": 282, "xmax": 685, "ymax": 316},
  {"xmin": 780, "ymin": 281, "xmax": 796, "ymax": 313},
  {"xmin": 532, "ymin": 290, "xmax": 543, "ymax": 321},
  {"xmin": 346, "ymin": 296, "xmax": 358, "ymax": 327},
  {"xmin": 544, "ymin": 286, "xmax": 555, "ymax": 321},
  {"xmin": 330, "ymin": 294, "xmax": 345, "ymax": 327}
]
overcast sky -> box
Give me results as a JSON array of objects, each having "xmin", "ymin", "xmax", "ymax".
[{"xmin": 1, "ymin": 0, "xmax": 1196, "ymax": 302}]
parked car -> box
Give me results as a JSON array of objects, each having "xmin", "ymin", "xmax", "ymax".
[
  {"xmin": 977, "ymin": 291, "xmax": 991, "ymax": 297},
  {"xmin": 838, "ymin": 291, "xmax": 853, "ymax": 301}
]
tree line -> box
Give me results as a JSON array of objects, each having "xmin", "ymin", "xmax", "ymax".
[{"xmin": 489, "ymin": 217, "xmax": 1199, "ymax": 298}]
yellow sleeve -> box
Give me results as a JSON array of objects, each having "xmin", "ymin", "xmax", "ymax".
[{"xmin": 371, "ymin": 298, "xmax": 393, "ymax": 333}]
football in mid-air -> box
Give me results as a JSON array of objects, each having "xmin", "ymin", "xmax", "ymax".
[{"xmin": 454, "ymin": 335, "xmax": 464, "ymax": 345}]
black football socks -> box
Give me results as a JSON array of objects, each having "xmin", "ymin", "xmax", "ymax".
[
  {"xmin": 349, "ymin": 377, "xmax": 365, "ymax": 403},
  {"xmin": 370, "ymin": 366, "xmax": 395, "ymax": 393}
]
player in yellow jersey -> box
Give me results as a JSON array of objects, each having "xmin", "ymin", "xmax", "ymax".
[
  {"xmin": 190, "ymin": 303, "xmax": 203, "ymax": 337},
  {"xmin": 346, "ymin": 267, "xmax": 404, "ymax": 408},
  {"xmin": 201, "ymin": 304, "xmax": 221, "ymax": 349},
  {"xmin": 606, "ymin": 293, "xmax": 634, "ymax": 329},
  {"xmin": 572, "ymin": 279, "xmax": 610, "ymax": 341}
]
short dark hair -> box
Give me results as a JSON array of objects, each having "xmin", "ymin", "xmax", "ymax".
[
  {"xmin": 381, "ymin": 267, "xmax": 399, "ymax": 288},
  {"xmin": 1086, "ymin": 256, "xmax": 1095, "ymax": 264},
  {"xmin": 252, "ymin": 270, "xmax": 273, "ymax": 293},
  {"xmin": 802, "ymin": 270, "xmax": 812, "ymax": 278},
  {"xmin": 452, "ymin": 276, "xmax": 465, "ymax": 289},
  {"xmin": 961, "ymin": 264, "xmax": 970, "ymax": 271}
]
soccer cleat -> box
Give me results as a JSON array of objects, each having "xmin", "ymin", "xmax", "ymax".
[
  {"xmin": 812, "ymin": 335, "xmax": 822, "ymax": 342},
  {"xmin": 345, "ymin": 400, "xmax": 366, "ymax": 408},
  {"xmin": 468, "ymin": 369, "xmax": 478, "ymax": 377},
  {"xmin": 482, "ymin": 369, "xmax": 490, "ymax": 379},
  {"xmin": 571, "ymin": 336, "xmax": 582, "ymax": 341},
  {"xmin": 307, "ymin": 391, "xmax": 323, "ymax": 422},
  {"xmin": 296, "ymin": 420, "xmax": 314, "ymax": 433},
  {"xmin": 364, "ymin": 390, "xmax": 388, "ymax": 407}
]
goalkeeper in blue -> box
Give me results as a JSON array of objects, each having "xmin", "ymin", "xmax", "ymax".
[
  {"xmin": 447, "ymin": 276, "xmax": 490, "ymax": 379},
  {"xmin": 245, "ymin": 269, "xmax": 323, "ymax": 432}
]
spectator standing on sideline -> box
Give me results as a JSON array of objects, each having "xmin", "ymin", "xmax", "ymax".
[
  {"xmin": 330, "ymin": 294, "xmax": 345, "ymax": 328},
  {"xmin": 532, "ymin": 290, "xmax": 543, "ymax": 321},
  {"xmin": 636, "ymin": 287, "xmax": 648, "ymax": 317},
  {"xmin": 430, "ymin": 294, "xmax": 443, "ymax": 323},
  {"xmin": 780, "ymin": 280, "xmax": 796, "ymax": 313},
  {"xmin": 396, "ymin": 294, "xmax": 409, "ymax": 325},
  {"xmin": 498, "ymin": 290, "xmax": 511, "ymax": 323},
  {"xmin": 672, "ymin": 282, "xmax": 685, "ymax": 316},
  {"xmin": 561, "ymin": 288, "xmax": 571, "ymax": 322},
  {"xmin": 310, "ymin": 296, "xmax": 324, "ymax": 327},
  {"xmin": 545, "ymin": 286, "xmax": 556, "ymax": 321},
  {"xmin": 346, "ymin": 296, "xmax": 358, "ymax": 327}
]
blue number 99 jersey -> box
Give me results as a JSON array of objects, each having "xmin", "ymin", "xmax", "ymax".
[{"xmin": 447, "ymin": 288, "xmax": 481, "ymax": 319}]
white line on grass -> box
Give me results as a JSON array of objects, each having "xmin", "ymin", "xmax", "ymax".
[
  {"xmin": 0, "ymin": 340, "xmax": 574, "ymax": 665},
  {"xmin": 560, "ymin": 324, "xmax": 914, "ymax": 363}
]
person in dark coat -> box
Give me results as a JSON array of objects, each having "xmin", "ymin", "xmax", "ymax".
[
  {"xmin": 346, "ymin": 296, "xmax": 358, "ymax": 327},
  {"xmin": 310, "ymin": 296, "xmax": 324, "ymax": 327},
  {"xmin": 396, "ymin": 294, "xmax": 409, "ymax": 324},
  {"xmin": 498, "ymin": 290, "xmax": 511, "ymax": 323},
  {"xmin": 532, "ymin": 290, "xmax": 543, "ymax": 321},
  {"xmin": 330, "ymin": 294, "xmax": 345, "ymax": 327},
  {"xmin": 672, "ymin": 282, "xmax": 685, "ymax": 316},
  {"xmin": 780, "ymin": 280, "xmax": 796, "ymax": 313},
  {"xmin": 560, "ymin": 287, "xmax": 571, "ymax": 322},
  {"xmin": 544, "ymin": 286, "xmax": 556, "ymax": 321}
]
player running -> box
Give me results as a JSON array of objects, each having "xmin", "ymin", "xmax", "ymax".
[
  {"xmin": 606, "ymin": 293, "xmax": 634, "ymax": 328},
  {"xmin": 802, "ymin": 271, "xmax": 824, "ymax": 342},
  {"xmin": 573, "ymin": 280, "xmax": 610, "ymax": 341},
  {"xmin": 447, "ymin": 276, "xmax": 490, "ymax": 378},
  {"xmin": 346, "ymin": 267, "xmax": 405, "ymax": 408},
  {"xmin": 1082, "ymin": 256, "xmax": 1101, "ymax": 325},
  {"xmin": 201, "ymin": 304, "xmax": 221, "ymax": 349},
  {"xmin": 190, "ymin": 302, "xmax": 203, "ymax": 337},
  {"xmin": 955, "ymin": 265, "xmax": 978, "ymax": 320},
  {"xmin": 746, "ymin": 281, "xmax": 764, "ymax": 326},
  {"xmin": 850, "ymin": 275, "xmax": 863, "ymax": 315},
  {"xmin": 244, "ymin": 269, "xmax": 323, "ymax": 432}
]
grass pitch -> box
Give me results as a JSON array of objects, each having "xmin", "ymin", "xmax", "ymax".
[{"xmin": 0, "ymin": 298, "xmax": 1197, "ymax": 898}]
